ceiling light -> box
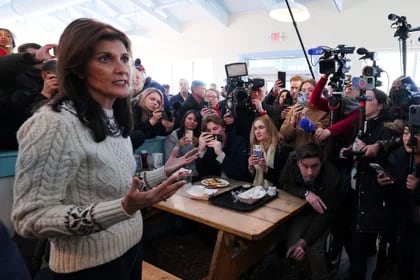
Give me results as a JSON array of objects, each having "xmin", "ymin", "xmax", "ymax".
[{"xmin": 269, "ymin": 0, "xmax": 310, "ymax": 23}]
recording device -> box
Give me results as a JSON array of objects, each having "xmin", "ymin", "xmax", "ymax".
[
  {"xmin": 391, "ymin": 78, "xmax": 420, "ymax": 121},
  {"xmin": 356, "ymin": 47, "xmax": 383, "ymax": 90},
  {"xmin": 342, "ymin": 149, "xmax": 366, "ymax": 158},
  {"xmin": 277, "ymin": 71, "xmax": 286, "ymax": 83},
  {"xmin": 409, "ymin": 105, "xmax": 420, "ymax": 135},
  {"xmin": 297, "ymin": 92, "xmax": 307, "ymax": 105},
  {"xmin": 369, "ymin": 163, "xmax": 396, "ymax": 182},
  {"xmin": 308, "ymin": 45, "xmax": 354, "ymax": 76},
  {"xmin": 298, "ymin": 118, "xmax": 316, "ymax": 134},
  {"xmin": 213, "ymin": 134, "xmax": 224, "ymax": 142},
  {"xmin": 201, "ymin": 101, "xmax": 212, "ymax": 109},
  {"xmin": 225, "ymin": 62, "xmax": 265, "ymax": 112}
]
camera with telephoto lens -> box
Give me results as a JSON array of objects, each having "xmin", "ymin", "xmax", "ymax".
[
  {"xmin": 390, "ymin": 76, "xmax": 420, "ymax": 121},
  {"xmin": 224, "ymin": 62, "xmax": 265, "ymax": 111}
]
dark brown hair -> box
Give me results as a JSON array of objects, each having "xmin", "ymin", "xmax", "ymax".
[{"xmin": 51, "ymin": 18, "xmax": 133, "ymax": 142}]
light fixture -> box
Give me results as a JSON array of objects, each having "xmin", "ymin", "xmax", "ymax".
[{"xmin": 269, "ymin": 0, "xmax": 310, "ymax": 23}]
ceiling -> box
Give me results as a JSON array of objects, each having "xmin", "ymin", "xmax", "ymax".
[{"xmin": 0, "ymin": 0, "xmax": 342, "ymax": 43}]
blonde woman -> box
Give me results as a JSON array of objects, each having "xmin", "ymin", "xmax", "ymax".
[
  {"xmin": 131, "ymin": 87, "xmax": 174, "ymax": 149},
  {"xmin": 248, "ymin": 115, "xmax": 292, "ymax": 186}
]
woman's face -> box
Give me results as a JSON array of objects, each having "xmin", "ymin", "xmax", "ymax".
[
  {"xmin": 204, "ymin": 90, "xmax": 218, "ymax": 107},
  {"xmin": 143, "ymin": 92, "xmax": 162, "ymax": 112},
  {"xmin": 253, "ymin": 120, "xmax": 268, "ymax": 143},
  {"xmin": 301, "ymin": 82, "xmax": 314, "ymax": 98},
  {"xmin": 86, "ymin": 40, "xmax": 130, "ymax": 109},
  {"xmin": 0, "ymin": 30, "xmax": 13, "ymax": 49},
  {"xmin": 279, "ymin": 91, "xmax": 288, "ymax": 104},
  {"xmin": 365, "ymin": 90, "xmax": 383, "ymax": 119},
  {"xmin": 184, "ymin": 113, "xmax": 198, "ymax": 130}
]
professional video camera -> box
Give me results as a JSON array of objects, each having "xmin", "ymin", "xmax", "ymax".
[
  {"xmin": 225, "ymin": 62, "xmax": 265, "ymax": 110},
  {"xmin": 356, "ymin": 47, "xmax": 383, "ymax": 90},
  {"xmin": 391, "ymin": 76, "xmax": 420, "ymax": 120},
  {"xmin": 308, "ymin": 45, "xmax": 355, "ymax": 92}
]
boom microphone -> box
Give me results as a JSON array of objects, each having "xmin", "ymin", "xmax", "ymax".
[
  {"xmin": 308, "ymin": 46, "xmax": 325, "ymax": 56},
  {"xmin": 356, "ymin": 47, "xmax": 368, "ymax": 55},
  {"xmin": 299, "ymin": 117, "xmax": 316, "ymax": 134},
  {"xmin": 388, "ymin": 13, "xmax": 400, "ymax": 21}
]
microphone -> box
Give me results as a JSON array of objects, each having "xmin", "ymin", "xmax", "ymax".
[
  {"xmin": 356, "ymin": 47, "xmax": 368, "ymax": 55},
  {"xmin": 342, "ymin": 149, "xmax": 366, "ymax": 158},
  {"xmin": 298, "ymin": 117, "xmax": 316, "ymax": 134},
  {"xmin": 308, "ymin": 47, "xmax": 325, "ymax": 56},
  {"xmin": 388, "ymin": 13, "xmax": 400, "ymax": 21}
]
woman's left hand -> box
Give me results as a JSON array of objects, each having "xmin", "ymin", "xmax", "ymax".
[
  {"xmin": 258, "ymin": 158, "xmax": 268, "ymax": 173},
  {"xmin": 122, "ymin": 176, "xmax": 186, "ymax": 215},
  {"xmin": 164, "ymin": 146, "xmax": 199, "ymax": 177}
]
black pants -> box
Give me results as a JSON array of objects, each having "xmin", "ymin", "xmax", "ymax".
[{"xmin": 51, "ymin": 240, "xmax": 143, "ymax": 280}]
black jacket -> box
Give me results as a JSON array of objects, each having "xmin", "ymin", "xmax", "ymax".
[{"xmin": 279, "ymin": 152, "xmax": 341, "ymax": 245}]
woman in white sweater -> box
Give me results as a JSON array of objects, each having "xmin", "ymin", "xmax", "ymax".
[{"xmin": 11, "ymin": 18, "xmax": 198, "ymax": 279}]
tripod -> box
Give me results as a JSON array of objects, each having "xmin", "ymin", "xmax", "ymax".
[{"xmin": 389, "ymin": 14, "xmax": 420, "ymax": 77}]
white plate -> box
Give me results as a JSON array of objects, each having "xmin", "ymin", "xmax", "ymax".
[
  {"xmin": 200, "ymin": 178, "xmax": 229, "ymax": 188},
  {"xmin": 186, "ymin": 185, "xmax": 218, "ymax": 200},
  {"xmin": 237, "ymin": 186, "xmax": 266, "ymax": 204}
]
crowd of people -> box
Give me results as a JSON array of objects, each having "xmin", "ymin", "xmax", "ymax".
[{"xmin": 2, "ymin": 17, "xmax": 420, "ymax": 280}]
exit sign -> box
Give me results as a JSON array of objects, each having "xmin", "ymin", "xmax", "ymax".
[{"xmin": 270, "ymin": 32, "xmax": 282, "ymax": 41}]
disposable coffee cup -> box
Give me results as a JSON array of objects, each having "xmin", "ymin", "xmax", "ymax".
[
  {"xmin": 253, "ymin": 145, "xmax": 263, "ymax": 159},
  {"xmin": 152, "ymin": 153, "xmax": 163, "ymax": 169}
]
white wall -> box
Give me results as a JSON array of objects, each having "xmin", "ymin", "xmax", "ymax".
[{"xmin": 134, "ymin": 0, "xmax": 420, "ymax": 86}]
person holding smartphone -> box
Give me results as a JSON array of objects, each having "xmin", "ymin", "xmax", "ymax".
[
  {"xmin": 196, "ymin": 115, "xmax": 252, "ymax": 182},
  {"xmin": 280, "ymin": 79, "xmax": 329, "ymax": 149}
]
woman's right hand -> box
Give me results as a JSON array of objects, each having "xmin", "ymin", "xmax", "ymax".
[
  {"xmin": 178, "ymin": 136, "xmax": 189, "ymax": 147},
  {"xmin": 122, "ymin": 176, "xmax": 186, "ymax": 215},
  {"xmin": 151, "ymin": 110, "xmax": 162, "ymax": 122},
  {"xmin": 248, "ymin": 155, "xmax": 259, "ymax": 170}
]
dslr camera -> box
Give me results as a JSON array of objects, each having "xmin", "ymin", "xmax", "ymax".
[{"xmin": 224, "ymin": 62, "xmax": 265, "ymax": 111}]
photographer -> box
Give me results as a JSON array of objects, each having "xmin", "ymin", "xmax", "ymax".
[
  {"xmin": 233, "ymin": 78, "xmax": 268, "ymax": 139},
  {"xmin": 131, "ymin": 88, "xmax": 174, "ymax": 150},
  {"xmin": 196, "ymin": 115, "xmax": 252, "ymax": 182},
  {"xmin": 280, "ymin": 79, "xmax": 330, "ymax": 149}
]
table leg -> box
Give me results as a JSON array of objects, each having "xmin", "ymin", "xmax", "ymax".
[{"xmin": 206, "ymin": 227, "xmax": 282, "ymax": 280}]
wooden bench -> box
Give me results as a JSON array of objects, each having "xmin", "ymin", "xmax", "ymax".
[{"xmin": 142, "ymin": 261, "xmax": 181, "ymax": 280}]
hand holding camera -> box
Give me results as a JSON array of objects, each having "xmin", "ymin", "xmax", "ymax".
[{"xmin": 198, "ymin": 132, "xmax": 213, "ymax": 152}]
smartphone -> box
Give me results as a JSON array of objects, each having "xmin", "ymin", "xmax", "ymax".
[
  {"xmin": 202, "ymin": 101, "xmax": 211, "ymax": 109},
  {"xmin": 213, "ymin": 134, "xmax": 224, "ymax": 142},
  {"xmin": 277, "ymin": 71, "xmax": 286, "ymax": 83},
  {"xmin": 369, "ymin": 163, "xmax": 395, "ymax": 182},
  {"xmin": 297, "ymin": 92, "xmax": 307, "ymax": 105},
  {"xmin": 184, "ymin": 129, "xmax": 193, "ymax": 143}
]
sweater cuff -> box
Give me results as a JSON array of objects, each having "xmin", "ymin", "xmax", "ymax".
[
  {"xmin": 93, "ymin": 199, "xmax": 133, "ymax": 229},
  {"xmin": 142, "ymin": 167, "xmax": 167, "ymax": 189}
]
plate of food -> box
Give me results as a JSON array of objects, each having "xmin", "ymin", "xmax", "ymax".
[
  {"xmin": 200, "ymin": 177, "xmax": 229, "ymax": 188},
  {"xmin": 186, "ymin": 185, "xmax": 218, "ymax": 200}
]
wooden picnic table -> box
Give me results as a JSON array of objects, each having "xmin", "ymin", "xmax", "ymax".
[{"xmin": 154, "ymin": 180, "xmax": 307, "ymax": 280}]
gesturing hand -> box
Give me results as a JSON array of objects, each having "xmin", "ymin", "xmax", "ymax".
[
  {"xmin": 164, "ymin": 146, "xmax": 199, "ymax": 177},
  {"xmin": 122, "ymin": 176, "xmax": 186, "ymax": 215},
  {"xmin": 305, "ymin": 191, "xmax": 327, "ymax": 214}
]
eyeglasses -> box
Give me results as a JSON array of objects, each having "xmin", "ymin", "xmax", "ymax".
[{"xmin": 206, "ymin": 95, "xmax": 218, "ymax": 99}]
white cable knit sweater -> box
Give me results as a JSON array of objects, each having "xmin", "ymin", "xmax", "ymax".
[{"xmin": 12, "ymin": 102, "xmax": 167, "ymax": 273}]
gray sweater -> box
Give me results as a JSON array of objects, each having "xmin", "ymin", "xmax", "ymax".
[{"xmin": 12, "ymin": 102, "xmax": 167, "ymax": 273}]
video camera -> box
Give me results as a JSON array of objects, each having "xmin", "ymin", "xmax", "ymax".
[
  {"xmin": 225, "ymin": 62, "xmax": 265, "ymax": 111},
  {"xmin": 356, "ymin": 47, "xmax": 383, "ymax": 90},
  {"xmin": 308, "ymin": 44, "xmax": 355, "ymax": 93},
  {"xmin": 392, "ymin": 76, "xmax": 420, "ymax": 121}
]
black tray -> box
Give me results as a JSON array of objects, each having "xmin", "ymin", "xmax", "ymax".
[{"xmin": 208, "ymin": 185, "xmax": 277, "ymax": 212}]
